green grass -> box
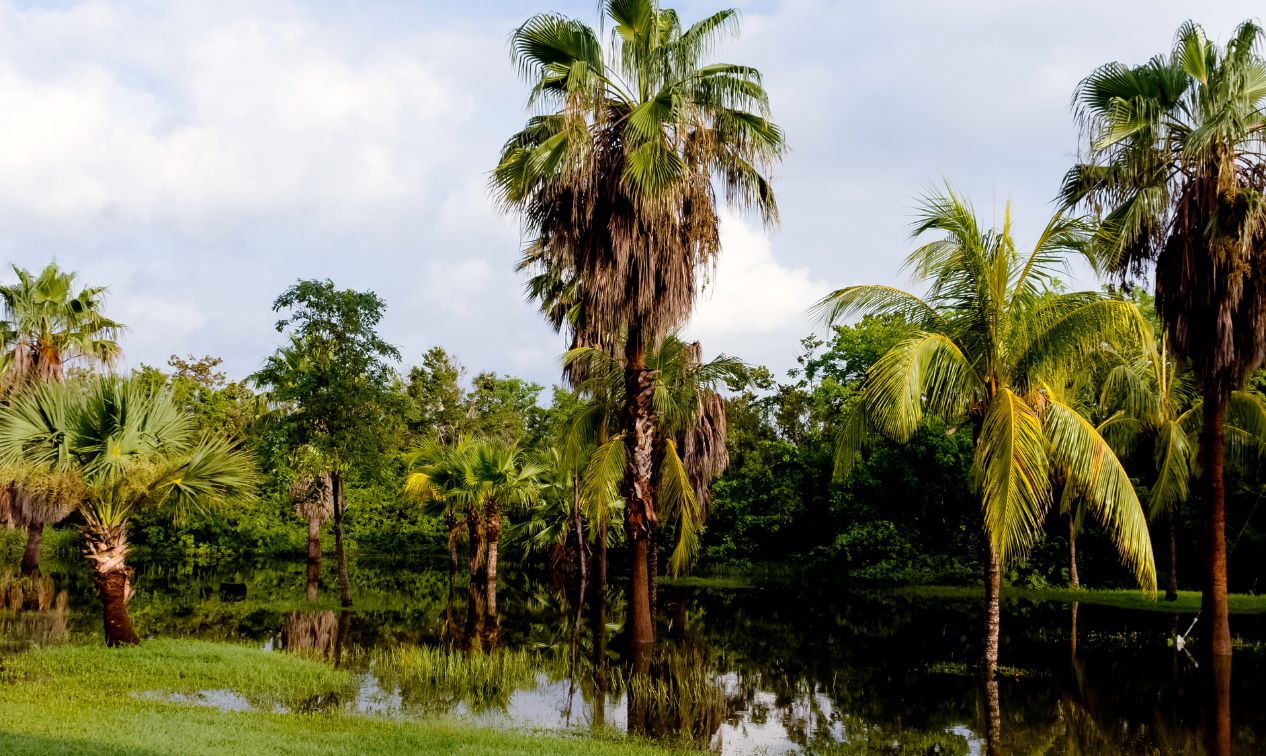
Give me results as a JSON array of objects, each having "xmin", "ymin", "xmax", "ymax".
[
  {"xmin": 896, "ymin": 585, "xmax": 1266, "ymax": 613},
  {"xmin": 0, "ymin": 639, "xmax": 680, "ymax": 755}
]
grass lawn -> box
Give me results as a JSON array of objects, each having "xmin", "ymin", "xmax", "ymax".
[{"xmin": 0, "ymin": 639, "xmax": 676, "ymax": 756}]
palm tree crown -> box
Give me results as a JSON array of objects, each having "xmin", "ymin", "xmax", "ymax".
[
  {"xmin": 817, "ymin": 188, "xmax": 1155, "ymax": 588},
  {"xmin": 0, "ymin": 262, "xmax": 123, "ymax": 386}
]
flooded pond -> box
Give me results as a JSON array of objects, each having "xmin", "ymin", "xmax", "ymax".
[{"xmin": 4, "ymin": 556, "xmax": 1266, "ymax": 754}]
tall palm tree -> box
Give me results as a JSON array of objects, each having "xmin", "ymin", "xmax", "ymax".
[
  {"xmin": 0, "ymin": 377, "xmax": 256, "ymax": 645},
  {"xmin": 1095, "ymin": 331, "xmax": 1266, "ymax": 601},
  {"xmin": 815, "ymin": 189, "xmax": 1156, "ymax": 677},
  {"xmin": 495, "ymin": 0, "xmax": 784, "ymax": 646},
  {"xmin": 0, "ymin": 262, "xmax": 123, "ymax": 575},
  {"xmin": 1061, "ymin": 20, "xmax": 1266, "ymax": 658}
]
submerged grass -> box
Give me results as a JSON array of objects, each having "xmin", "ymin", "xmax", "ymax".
[
  {"xmin": 0, "ymin": 638, "xmax": 680, "ymax": 755},
  {"xmin": 368, "ymin": 644, "xmax": 565, "ymax": 712}
]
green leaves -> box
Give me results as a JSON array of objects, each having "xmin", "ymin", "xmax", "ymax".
[
  {"xmin": 975, "ymin": 388, "xmax": 1049, "ymax": 568},
  {"xmin": 860, "ymin": 332, "xmax": 982, "ymax": 442},
  {"xmin": 1043, "ymin": 397, "xmax": 1156, "ymax": 592}
]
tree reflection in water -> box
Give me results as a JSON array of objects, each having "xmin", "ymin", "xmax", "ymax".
[{"xmin": 10, "ymin": 558, "xmax": 1266, "ymax": 753}]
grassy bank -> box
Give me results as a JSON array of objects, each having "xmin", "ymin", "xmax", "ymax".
[
  {"xmin": 0, "ymin": 639, "xmax": 675, "ymax": 755},
  {"xmin": 897, "ymin": 585, "xmax": 1266, "ymax": 614}
]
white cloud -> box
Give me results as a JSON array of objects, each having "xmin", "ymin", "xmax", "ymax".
[{"xmin": 686, "ymin": 212, "xmax": 831, "ymax": 364}]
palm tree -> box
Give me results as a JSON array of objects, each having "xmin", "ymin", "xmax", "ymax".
[
  {"xmin": 0, "ymin": 262, "xmax": 123, "ymax": 575},
  {"xmin": 568, "ymin": 334, "xmax": 740, "ymax": 584},
  {"xmin": 815, "ymin": 189, "xmax": 1156, "ymax": 677},
  {"xmin": 1095, "ymin": 331, "xmax": 1266, "ymax": 601},
  {"xmin": 0, "ymin": 262, "xmax": 122, "ymax": 385},
  {"xmin": 466, "ymin": 440, "xmax": 542, "ymax": 633},
  {"xmin": 289, "ymin": 466, "xmax": 334, "ymax": 602},
  {"xmin": 0, "ymin": 377, "xmax": 256, "ymax": 645},
  {"xmin": 495, "ymin": 0, "xmax": 784, "ymax": 646},
  {"xmin": 1061, "ymin": 20, "xmax": 1266, "ymax": 658}
]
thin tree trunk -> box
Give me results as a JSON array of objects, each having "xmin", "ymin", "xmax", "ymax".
[
  {"xmin": 484, "ymin": 498, "xmax": 500, "ymax": 649},
  {"xmin": 1200, "ymin": 394, "xmax": 1231, "ymax": 658},
  {"xmin": 623, "ymin": 331, "xmax": 656, "ymax": 648},
  {"xmin": 984, "ymin": 540, "xmax": 1001, "ymax": 676},
  {"xmin": 331, "ymin": 472, "xmax": 352, "ymax": 608},
  {"xmin": 446, "ymin": 511, "xmax": 459, "ymax": 586},
  {"xmin": 1068, "ymin": 518, "xmax": 1079, "ymax": 590},
  {"xmin": 20, "ymin": 521, "xmax": 43, "ymax": 577},
  {"xmin": 573, "ymin": 474, "xmax": 587, "ymax": 590},
  {"xmin": 1167, "ymin": 512, "xmax": 1179, "ymax": 602},
  {"xmin": 984, "ymin": 674, "xmax": 1003, "ymax": 756},
  {"xmin": 467, "ymin": 508, "xmax": 484, "ymax": 586},
  {"xmin": 306, "ymin": 515, "xmax": 321, "ymax": 602}
]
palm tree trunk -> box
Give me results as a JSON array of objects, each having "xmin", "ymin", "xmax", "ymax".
[
  {"xmin": 331, "ymin": 472, "xmax": 352, "ymax": 608},
  {"xmin": 20, "ymin": 521, "xmax": 43, "ymax": 577},
  {"xmin": 484, "ymin": 499, "xmax": 500, "ymax": 649},
  {"xmin": 84, "ymin": 523, "xmax": 140, "ymax": 647},
  {"xmin": 1167, "ymin": 512, "xmax": 1180, "ymax": 602},
  {"xmin": 648, "ymin": 521, "xmax": 658, "ymax": 614},
  {"xmin": 623, "ymin": 331, "xmax": 656, "ymax": 648},
  {"xmin": 467, "ymin": 508, "xmax": 484, "ymax": 586},
  {"xmin": 573, "ymin": 475, "xmax": 587, "ymax": 590},
  {"xmin": 1200, "ymin": 393, "xmax": 1231, "ymax": 658},
  {"xmin": 984, "ymin": 540, "xmax": 1001, "ymax": 676},
  {"xmin": 306, "ymin": 515, "xmax": 321, "ymax": 602},
  {"xmin": 1068, "ymin": 518, "xmax": 1079, "ymax": 590},
  {"xmin": 446, "ymin": 511, "xmax": 460, "ymax": 587}
]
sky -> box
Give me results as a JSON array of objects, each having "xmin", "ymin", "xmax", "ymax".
[{"xmin": 0, "ymin": 0, "xmax": 1260, "ymax": 388}]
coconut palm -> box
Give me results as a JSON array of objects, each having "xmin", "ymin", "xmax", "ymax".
[
  {"xmin": 1095, "ymin": 331, "xmax": 1266, "ymax": 601},
  {"xmin": 1061, "ymin": 20, "xmax": 1266, "ymax": 658},
  {"xmin": 495, "ymin": 0, "xmax": 784, "ymax": 646},
  {"xmin": 0, "ymin": 377, "xmax": 256, "ymax": 645},
  {"xmin": 815, "ymin": 189, "xmax": 1156, "ymax": 676},
  {"xmin": 0, "ymin": 262, "xmax": 123, "ymax": 575}
]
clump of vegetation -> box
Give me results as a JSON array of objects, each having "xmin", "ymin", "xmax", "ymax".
[{"xmin": 369, "ymin": 644, "xmax": 562, "ymax": 712}]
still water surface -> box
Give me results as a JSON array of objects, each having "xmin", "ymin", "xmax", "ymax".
[{"xmin": 3, "ymin": 556, "xmax": 1265, "ymax": 754}]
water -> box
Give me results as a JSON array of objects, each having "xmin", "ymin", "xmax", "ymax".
[{"xmin": 4, "ymin": 556, "xmax": 1265, "ymax": 754}]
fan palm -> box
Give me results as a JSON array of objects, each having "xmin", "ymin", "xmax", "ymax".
[
  {"xmin": 495, "ymin": 0, "xmax": 784, "ymax": 646},
  {"xmin": 815, "ymin": 189, "xmax": 1156, "ymax": 674},
  {"xmin": 0, "ymin": 377, "xmax": 257, "ymax": 645},
  {"xmin": 289, "ymin": 460, "xmax": 334, "ymax": 602},
  {"xmin": 465, "ymin": 440, "xmax": 542, "ymax": 625},
  {"xmin": 0, "ymin": 262, "xmax": 123, "ymax": 575},
  {"xmin": 1061, "ymin": 20, "xmax": 1266, "ymax": 658}
]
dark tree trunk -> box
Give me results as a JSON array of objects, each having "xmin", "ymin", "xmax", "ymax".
[
  {"xmin": 573, "ymin": 475, "xmax": 588, "ymax": 590},
  {"xmin": 648, "ymin": 522, "xmax": 658, "ymax": 614},
  {"xmin": 623, "ymin": 332, "xmax": 656, "ymax": 648},
  {"xmin": 1200, "ymin": 394, "xmax": 1231, "ymax": 658},
  {"xmin": 306, "ymin": 515, "xmax": 321, "ymax": 602},
  {"xmin": 1167, "ymin": 513, "xmax": 1180, "ymax": 602},
  {"xmin": 1205, "ymin": 652, "xmax": 1232, "ymax": 756},
  {"xmin": 1068, "ymin": 518, "xmax": 1079, "ymax": 590},
  {"xmin": 20, "ymin": 521, "xmax": 43, "ymax": 577},
  {"xmin": 95, "ymin": 568, "xmax": 140, "ymax": 647},
  {"xmin": 1070, "ymin": 602, "xmax": 1079, "ymax": 658},
  {"xmin": 467, "ymin": 508, "xmax": 484, "ymax": 586},
  {"xmin": 984, "ymin": 540, "xmax": 1001, "ymax": 676},
  {"xmin": 331, "ymin": 472, "xmax": 352, "ymax": 608}
]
